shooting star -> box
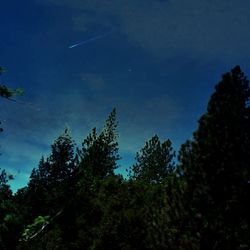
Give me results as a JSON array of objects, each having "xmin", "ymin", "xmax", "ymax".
[{"xmin": 69, "ymin": 30, "xmax": 115, "ymax": 49}]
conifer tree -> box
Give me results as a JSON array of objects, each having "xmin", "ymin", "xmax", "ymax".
[
  {"xmin": 0, "ymin": 169, "xmax": 15, "ymax": 250},
  {"xmin": 178, "ymin": 66, "xmax": 250, "ymax": 249},
  {"xmin": 28, "ymin": 129, "xmax": 77, "ymax": 215},
  {"xmin": 47, "ymin": 128, "xmax": 77, "ymax": 184},
  {"xmin": 131, "ymin": 135, "xmax": 175, "ymax": 183},
  {"xmin": 29, "ymin": 157, "xmax": 50, "ymax": 188},
  {"xmin": 78, "ymin": 108, "xmax": 120, "ymax": 180}
]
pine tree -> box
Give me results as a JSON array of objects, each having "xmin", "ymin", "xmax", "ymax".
[
  {"xmin": 29, "ymin": 157, "xmax": 50, "ymax": 188},
  {"xmin": 28, "ymin": 129, "xmax": 77, "ymax": 215},
  {"xmin": 78, "ymin": 108, "xmax": 120, "ymax": 180},
  {"xmin": 47, "ymin": 128, "xmax": 77, "ymax": 184},
  {"xmin": 178, "ymin": 66, "xmax": 250, "ymax": 249},
  {"xmin": 0, "ymin": 169, "xmax": 15, "ymax": 250},
  {"xmin": 28, "ymin": 157, "xmax": 51, "ymax": 216},
  {"xmin": 130, "ymin": 135, "xmax": 175, "ymax": 184}
]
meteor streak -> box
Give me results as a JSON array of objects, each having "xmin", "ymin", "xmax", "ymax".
[{"xmin": 69, "ymin": 31, "xmax": 114, "ymax": 49}]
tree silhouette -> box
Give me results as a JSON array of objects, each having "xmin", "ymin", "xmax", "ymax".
[
  {"xmin": 5, "ymin": 66, "xmax": 250, "ymax": 249},
  {"xmin": 78, "ymin": 108, "xmax": 120, "ymax": 180},
  {"xmin": 28, "ymin": 129, "xmax": 77, "ymax": 215},
  {"xmin": 178, "ymin": 65, "xmax": 250, "ymax": 249},
  {"xmin": 130, "ymin": 135, "xmax": 175, "ymax": 183}
]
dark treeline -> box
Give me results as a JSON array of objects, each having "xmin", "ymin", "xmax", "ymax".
[{"xmin": 1, "ymin": 66, "xmax": 250, "ymax": 249}]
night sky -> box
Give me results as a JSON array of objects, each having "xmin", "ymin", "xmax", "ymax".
[{"xmin": 2, "ymin": 0, "xmax": 250, "ymax": 192}]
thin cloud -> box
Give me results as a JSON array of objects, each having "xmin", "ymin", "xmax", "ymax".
[
  {"xmin": 80, "ymin": 72, "xmax": 106, "ymax": 90},
  {"xmin": 37, "ymin": 0, "xmax": 250, "ymax": 61}
]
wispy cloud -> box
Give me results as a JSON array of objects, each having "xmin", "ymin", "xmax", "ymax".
[
  {"xmin": 80, "ymin": 72, "xmax": 106, "ymax": 91},
  {"xmin": 37, "ymin": 0, "xmax": 250, "ymax": 61}
]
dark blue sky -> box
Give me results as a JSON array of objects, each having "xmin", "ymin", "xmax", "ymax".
[{"xmin": 1, "ymin": 0, "xmax": 250, "ymax": 191}]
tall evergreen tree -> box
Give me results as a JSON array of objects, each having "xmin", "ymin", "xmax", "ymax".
[
  {"xmin": 28, "ymin": 157, "xmax": 51, "ymax": 216},
  {"xmin": 0, "ymin": 169, "xmax": 12, "ymax": 205},
  {"xmin": 29, "ymin": 157, "xmax": 50, "ymax": 188},
  {"xmin": 28, "ymin": 129, "xmax": 77, "ymax": 215},
  {"xmin": 78, "ymin": 108, "xmax": 120, "ymax": 180},
  {"xmin": 130, "ymin": 135, "xmax": 175, "ymax": 184},
  {"xmin": 178, "ymin": 66, "xmax": 250, "ymax": 249},
  {"xmin": 47, "ymin": 128, "xmax": 77, "ymax": 184},
  {"xmin": 0, "ymin": 169, "xmax": 15, "ymax": 250}
]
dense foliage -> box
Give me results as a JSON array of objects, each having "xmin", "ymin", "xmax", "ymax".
[{"xmin": 1, "ymin": 66, "xmax": 250, "ymax": 249}]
